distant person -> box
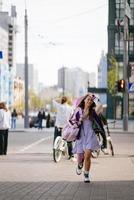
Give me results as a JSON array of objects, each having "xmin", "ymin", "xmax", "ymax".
[
  {"xmin": 46, "ymin": 112, "xmax": 51, "ymax": 128},
  {"xmin": 42, "ymin": 110, "xmax": 46, "ymax": 120},
  {"xmin": 0, "ymin": 102, "xmax": 11, "ymax": 155},
  {"xmin": 93, "ymin": 101, "xmax": 108, "ymax": 153},
  {"xmin": 42, "ymin": 110, "xmax": 46, "ymax": 128},
  {"xmin": 11, "ymin": 109, "xmax": 18, "ymax": 129},
  {"xmin": 53, "ymin": 96, "xmax": 74, "ymax": 160},
  {"xmin": 37, "ymin": 110, "xmax": 43, "ymax": 130}
]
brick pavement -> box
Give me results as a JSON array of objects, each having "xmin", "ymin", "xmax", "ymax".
[{"xmin": 0, "ymin": 132, "xmax": 134, "ymax": 200}]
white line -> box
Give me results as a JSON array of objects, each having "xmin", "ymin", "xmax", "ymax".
[{"xmin": 16, "ymin": 136, "xmax": 53, "ymax": 153}]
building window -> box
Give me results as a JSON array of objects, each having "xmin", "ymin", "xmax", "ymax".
[
  {"xmin": 8, "ymin": 47, "xmax": 12, "ymax": 51},
  {"xmin": 130, "ymin": 7, "xmax": 134, "ymax": 25},
  {"xmin": 9, "ymin": 30, "xmax": 13, "ymax": 34},
  {"xmin": 8, "ymin": 52, "xmax": 12, "ymax": 57},
  {"xmin": 9, "ymin": 35, "xmax": 13, "ymax": 40},
  {"xmin": 8, "ymin": 58, "xmax": 12, "ymax": 62},
  {"xmin": 115, "ymin": 33, "xmax": 124, "ymax": 55},
  {"xmin": 129, "ymin": 33, "xmax": 134, "ymax": 54}
]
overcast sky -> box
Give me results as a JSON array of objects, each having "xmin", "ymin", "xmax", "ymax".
[{"xmin": 3, "ymin": 0, "xmax": 108, "ymax": 86}]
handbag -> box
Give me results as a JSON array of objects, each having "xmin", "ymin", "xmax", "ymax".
[{"xmin": 62, "ymin": 109, "xmax": 82, "ymax": 142}]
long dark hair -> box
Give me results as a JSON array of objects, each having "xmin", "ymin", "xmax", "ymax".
[
  {"xmin": 61, "ymin": 96, "xmax": 67, "ymax": 104},
  {"xmin": 78, "ymin": 95, "xmax": 96, "ymax": 119}
]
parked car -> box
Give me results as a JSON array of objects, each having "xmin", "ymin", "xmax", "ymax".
[
  {"xmin": 29, "ymin": 116, "xmax": 39, "ymax": 128},
  {"xmin": 29, "ymin": 114, "xmax": 55, "ymax": 128}
]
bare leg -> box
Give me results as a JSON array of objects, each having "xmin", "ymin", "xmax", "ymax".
[
  {"xmin": 83, "ymin": 149, "xmax": 92, "ymax": 182},
  {"xmin": 84, "ymin": 149, "xmax": 92, "ymax": 171},
  {"xmin": 77, "ymin": 153, "xmax": 84, "ymax": 165}
]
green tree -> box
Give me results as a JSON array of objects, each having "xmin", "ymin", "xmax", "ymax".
[
  {"xmin": 29, "ymin": 90, "xmax": 44, "ymax": 110},
  {"xmin": 108, "ymin": 56, "xmax": 118, "ymax": 95}
]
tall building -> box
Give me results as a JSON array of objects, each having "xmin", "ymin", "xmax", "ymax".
[
  {"xmin": 0, "ymin": 6, "xmax": 17, "ymax": 106},
  {"xmin": 108, "ymin": 0, "xmax": 134, "ymax": 119},
  {"xmin": 97, "ymin": 51, "xmax": 107, "ymax": 105},
  {"xmin": 58, "ymin": 67, "xmax": 89, "ymax": 97},
  {"xmin": 89, "ymin": 72, "xmax": 96, "ymax": 88},
  {"xmin": 16, "ymin": 63, "xmax": 39, "ymax": 93}
]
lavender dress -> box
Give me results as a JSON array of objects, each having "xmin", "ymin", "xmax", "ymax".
[{"xmin": 73, "ymin": 108, "xmax": 100, "ymax": 154}]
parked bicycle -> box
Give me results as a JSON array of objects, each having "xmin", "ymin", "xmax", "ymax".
[
  {"xmin": 53, "ymin": 136, "xmax": 68, "ymax": 162},
  {"xmin": 91, "ymin": 121, "xmax": 115, "ymax": 158}
]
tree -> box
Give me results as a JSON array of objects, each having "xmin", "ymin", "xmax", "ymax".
[
  {"xmin": 29, "ymin": 90, "xmax": 44, "ymax": 110},
  {"xmin": 108, "ymin": 56, "xmax": 118, "ymax": 95}
]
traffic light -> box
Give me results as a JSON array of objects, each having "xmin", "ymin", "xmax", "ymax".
[{"xmin": 117, "ymin": 79, "xmax": 125, "ymax": 92}]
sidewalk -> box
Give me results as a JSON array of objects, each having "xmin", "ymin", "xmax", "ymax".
[{"xmin": 0, "ymin": 132, "xmax": 134, "ymax": 199}]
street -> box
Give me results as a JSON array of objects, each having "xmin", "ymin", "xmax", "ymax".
[{"xmin": 0, "ymin": 128, "xmax": 134, "ymax": 199}]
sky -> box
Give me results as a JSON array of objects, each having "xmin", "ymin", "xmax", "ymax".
[{"xmin": 3, "ymin": 0, "xmax": 108, "ymax": 86}]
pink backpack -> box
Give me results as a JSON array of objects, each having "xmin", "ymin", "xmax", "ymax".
[{"xmin": 62, "ymin": 107, "xmax": 82, "ymax": 142}]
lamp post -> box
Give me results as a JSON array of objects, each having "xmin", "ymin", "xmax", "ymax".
[
  {"xmin": 123, "ymin": 0, "xmax": 130, "ymax": 131},
  {"xmin": 24, "ymin": 5, "xmax": 29, "ymax": 128}
]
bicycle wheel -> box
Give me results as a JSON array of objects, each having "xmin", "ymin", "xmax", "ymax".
[
  {"xmin": 107, "ymin": 137, "xmax": 114, "ymax": 156},
  {"xmin": 53, "ymin": 136, "xmax": 63, "ymax": 162}
]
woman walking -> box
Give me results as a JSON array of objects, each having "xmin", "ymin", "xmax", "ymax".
[{"xmin": 73, "ymin": 94, "xmax": 100, "ymax": 183}]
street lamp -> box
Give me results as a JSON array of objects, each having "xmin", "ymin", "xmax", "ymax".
[
  {"xmin": 24, "ymin": 0, "xmax": 29, "ymax": 128},
  {"xmin": 123, "ymin": 0, "xmax": 131, "ymax": 131}
]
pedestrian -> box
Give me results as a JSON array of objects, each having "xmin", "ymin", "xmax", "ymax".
[
  {"xmin": 0, "ymin": 102, "xmax": 11, "ymax": 155},
  {"xmin": 53, "ymin": 96, "xmax": 74, "ymax": 160},
  {"xmin": 42, "ymin": 110, "xmax": 46, "ymax": 120},
  {"xmin": 46, "ymin": 112, "xmax": 51, "ymax": 128},
  {"xmin": 73, "ymin": 94, "xmax": 100, "ymax": 183},
  {"xmin": 93, "ymin": 101, "xmax": 108, "ymax": 154},
  {"xmin": 11, "ymin": 108, "xmax": 17, "ymax": 129},
  {"xmin": 37, "ymin": 110, "xmax": 43, "ymax": 130}
]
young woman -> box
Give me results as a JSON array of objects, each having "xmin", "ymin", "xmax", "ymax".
[{"xmin": 73, "ymin": 94, "xmax": 100, "ymax": 183}]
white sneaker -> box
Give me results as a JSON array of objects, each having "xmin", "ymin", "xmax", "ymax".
[
  {"xmin": 84, "ymin": 172, "xmax": 90, "ymax": 183},
  {"xmin": 76, "ymin": 164, "xmax": 83, "ymax": 175},
  {"xmin": 102, "ymin": 148, "xmax": 109, "ymax": 155},
  {"xmin": 71, "ymin": 157, "xmax": 77, "ymax": 162}
]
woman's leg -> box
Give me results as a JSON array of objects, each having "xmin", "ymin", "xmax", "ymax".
[
  {"xmin": 76, "ymin": 153, "xmax": 84, "ymax": 175},
  {"xmin": 3, "ymin": 129, "xmax": 8, "ymax": 155},
  {"xmin": 0, "ymin": 131, "xmax": 4, "ymax": 155},
  {"xmin": 77, "ymin": 153, "xmax": 84, "ymax": 165},
  {"xmin": 83, "ymin": 149, "xmax": 92, "ymax": 182},
  {"xmin": 84, "ymin": 149, "xmax": 92, "ymax": 171}
]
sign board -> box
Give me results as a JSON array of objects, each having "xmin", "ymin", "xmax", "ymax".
[
  {"xmin": 0, "ymin": 51, "xmax": 3, "ymax": 59},
  {"xmin": 128, "ymin": 83, "xmax": 134, "ymax": 93}
]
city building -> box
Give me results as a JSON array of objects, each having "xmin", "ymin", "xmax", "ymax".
[
  {"xmin": 0, "ymin": 5, "xmax": 17, "ymax": 106},
  {"xmin": 16, "ymin": 63, "xmax": 39, "ymax": 93},
  {"xmin": 58, "ymin": 67, "xmax": 90, "ymax": 97},
  {"xmin": 97, "ymin": 51, "xmax": 107, "ymax": 105},
  {"xmin": 13, "ymin": 76, "xmax": 24, "ymax": 112},
  {"xmin": 89, "ymin": 72, "xmax": 96, "ymax": 88},
  {"xmin": 108, "ymin": 0, "xmax": 134, "ymax": 119}
]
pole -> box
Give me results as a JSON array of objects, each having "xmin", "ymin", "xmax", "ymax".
[
  {"xmin": 63, "ymin": 67, "xmax": 65, "ymax": 96},
  {"xmin": 123, "ymin": 0, "xmax": 129, "ymax": 131},
  {"xmin": 24, "ymin": 8, "xmax": 29, "ymax": 128}
]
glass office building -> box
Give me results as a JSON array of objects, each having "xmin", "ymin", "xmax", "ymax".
[{"xmin": 108, "ymin": 0, "xmax": 134, "ymax": 119}]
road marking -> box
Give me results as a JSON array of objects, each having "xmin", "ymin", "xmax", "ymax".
[{"xmin": 16, "ymin": 136, "xmax": 53, "ymax": 153}]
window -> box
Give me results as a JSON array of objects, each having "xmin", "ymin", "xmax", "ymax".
[
  {"xmin": 129, "ymin": 33, "xmax": 134, "ymax": 54},
  {"xmin": 115, "ymin": 33, "xmax": 124, "ymax": 55},
  {"xmin": 9, "ymin": 35, "xmax": 13, "ymax": 40}
]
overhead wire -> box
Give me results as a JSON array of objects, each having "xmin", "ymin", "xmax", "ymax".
[{"xmin": 47, "ymin": 3, "xmax": 108, "ymax": 24}]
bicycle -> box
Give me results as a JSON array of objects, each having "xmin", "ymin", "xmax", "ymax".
[
  {"xmin": 53, "ymin": 136, "xmax": 68, "ymax": 162},
  {"xmin": 91, "ymin": 121, "xmax": 115, "ymax": 158}
]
